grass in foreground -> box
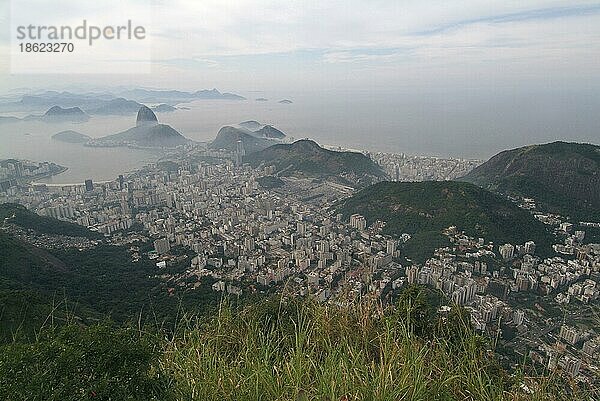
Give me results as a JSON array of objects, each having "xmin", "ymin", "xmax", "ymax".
[{"xmin": 0, "ymin": 290, "xmax": 593, "ymax": 400}]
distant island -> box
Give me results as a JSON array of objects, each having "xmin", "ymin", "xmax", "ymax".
[
  {"xmin": 51, "ymin": 130, "xmax": 92, "ymax": 144},
  {"xmin": 85, "ymin": 98, "xmax": 143, "ymax": 115},
  {"xmin": 23, "ymin": 106, "xmax": 90, "ymax": 123},
  {"xmin": 0, "ymin": 88, "xmax": 246, "ymax": 114},
  {"xmin": 3, "ymin": 102, "xmax": 148, "ymax": 123},
  {"xmin": 255, "ymin": 98, "xmax": 268, "ymax": 102},
  {"xmin": 152, "ymin": 104, "xmax": 177, "ymax": 113},
  {"xmin": 87, "ymin": 106, "xmax": 189, "ymax": 148},
  {"xmin": 278, "ymin": 99, "xmax": 293, "ymax": 104},
  {"xmin": 119, "ymin": 88, "xmax": 246, "ymax": 103},
  {"xmin": 47, "ymin": 106, "xmax": 86, "ymax": 117},
  {"xmin": 1, "ymin": 106, "xmax": 90, "ymax": 124}
]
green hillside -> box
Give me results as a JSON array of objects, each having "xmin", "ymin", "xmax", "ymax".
[
  {"xmin": 245, "ymin": 139, "xmax": 386, "ymax": 180},
  {"xmin": 0, "ymin": 231, "xmax": 66, "ymax": 288},
  {"xmin": 0, "ymin": 231, "xmax": 85, "ymax": 341},
  {"xmin": 0, "ymin": 205, "xmax": 219, "ymax": 341},
  {"xmin": 461, "ymin": 141, "xmax": 600, "ymax": 221},
  {"xmin": 0, "ymin": 233, "xmax": 218, "ymax": 337},
  {"xmin": 0, "ymin": 203, "xmax": 101, "ymax": 239},
  {"xmin": 338, "ymin": 181, "xmax": 554, "ymax": 262}
]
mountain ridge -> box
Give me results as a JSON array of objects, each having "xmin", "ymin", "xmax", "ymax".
[
  {"xmin": 461, "ymin": 141, "xmax": 600, "ymax": 220},
  {"xmin": 89, "ymin": 106, "xmax": 188, "ymax": 148},
  {"xmin": 209, "ymin": 126, "xmax": 278, "ymax": 154}
]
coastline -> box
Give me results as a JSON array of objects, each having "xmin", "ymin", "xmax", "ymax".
[
  {"xmin": 31, "ymin": 178, "xmax": 114, "ymax": 187},
  {"xmin": 25, "ymin": 164, "xmax": 69, "ymax": 183}
]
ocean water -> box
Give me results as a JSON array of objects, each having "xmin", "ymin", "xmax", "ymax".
[
  {"xmin": 0, "ymin": 89, "xmax": 598, "ymax": 183},
  {"xmin": 0, "ymin": 118, "xmax": 160, "ymax": 184}
]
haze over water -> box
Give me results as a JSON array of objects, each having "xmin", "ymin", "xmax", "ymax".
[{"xmin": 1, "ymin": 88, "xmax": 598, "ymax": 184}]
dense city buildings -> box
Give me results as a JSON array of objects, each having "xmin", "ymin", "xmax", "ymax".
[
  {"xmin": 1, "ymin": 143, "xmax": 598, "ymax": 386},
  {"xmin": 0, "ymin": 159, "xmax": 66, "ymax": 191},
  {"xmin": 372, "ymin": 152, "xmax": 482, "ymax": 182}
]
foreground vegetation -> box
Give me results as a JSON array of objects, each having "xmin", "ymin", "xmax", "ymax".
[
  {"xmin": 1, "ymin": 287, "xmax": 590, "ymax": 400},
  {"xmin": 0, "ymin": 230, "xmax": 219, "ymax": 342}
]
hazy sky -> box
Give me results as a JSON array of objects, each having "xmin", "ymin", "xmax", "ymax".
[{"xmin": 1, "ymin": 1, "xmax": 600, "ymax": 93}]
